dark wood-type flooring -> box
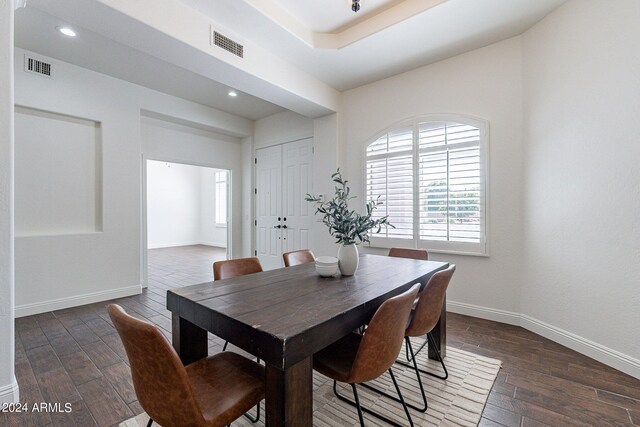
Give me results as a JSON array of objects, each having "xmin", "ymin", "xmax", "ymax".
[{"xmin": 4, "ymin": 245, "xmax": 639, "ymax": 427}]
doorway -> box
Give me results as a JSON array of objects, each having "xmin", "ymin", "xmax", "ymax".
[
  {"xmin": 255, "ymin": 138, "xmax": 313, "ymax": 270},
  {"xmin": 143, "ymin": 159, "xmax": 231, "ymax": 286}
]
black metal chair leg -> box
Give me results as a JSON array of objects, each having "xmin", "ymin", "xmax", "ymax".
[
  {"xmin": 351, "ymin": 383, "xmax": 366, "ymax": 427},
  {"xmin": 425, "ymin": 332, "xmax": 448, "ymax": 380},
  {"xmin": 388, "ymin": 368, "xmax": 414, "ymax": 427},
  {"xmin": 405, "ymin": 334, "xmax": 427, "ymax": 363},
  {"xmin": 396, "ymin": 333, "xmax": 448, "ymax": 380},
  {"xmin": 359, "ymin": 351, "xmax": 428, "ymax": 412},
  {"xmin": 333, "ymin": 375, "xmax": 414, "ymax": 426},
  {"xmin": 243, "ymin": 400, "xmax": 261, "ymax": 423},
  {"xmin": 146, "ymin": 418, "xmax": 153, "ymax": 427},
  {"xmin": 406, "ymin": 337, "xmax": 428, "ymax": 411}
]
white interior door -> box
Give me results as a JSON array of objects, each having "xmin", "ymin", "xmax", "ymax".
[
  {"xmin": 255, "ymin": 139, "xmax": 314, "ymax": 269},
  {"xmin": 282, "ymin": 138, "xmax": 313, "ymax": 253},
  {"xmin": 255, "ymin": 145, "xmax": 282, "ymax": 270}
]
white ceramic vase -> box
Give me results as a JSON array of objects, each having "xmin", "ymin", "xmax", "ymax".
[{"xmin": 337, "ymin": 243, "xmax": 359, "ymax": 276}]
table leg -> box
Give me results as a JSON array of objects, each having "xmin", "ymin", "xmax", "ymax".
[
  {"xmin": 428, "ymin": 296, "xmax": 446, "ymax": 360},
  {"xmin": 172, "ymin": 314, "xmax": 207, "ymax": 365},
  {"xmin": 265, "ymin": 357, "xmax": 313, "ymax": 426}
]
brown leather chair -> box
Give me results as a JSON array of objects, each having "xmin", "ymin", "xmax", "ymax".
[
  {"xmin": 360, "ymin": 264, "xmax": 455, "ymax": 413},
  {"xmin": 388, "ymin": 247, "xmax": 428, "ymax": 260},
  {"xmin": 402, "ymin": 264, "xmax": 456, "ymax": 411},
  {"xmin": 108, "ymin": 304, "xmax": 265, "ymax": 427},
  {"xmin": 282, "ymin": 249, "xmax": 315, "ymax": 267},
  {"xmin": 213, "ymin": 257, "xmax": 263, "ymax": 281},
  {"xmin": 313, "ymin": 284, "xmax": 420, "ymax": 427},
  {"xmin": 213, "ymin": 257, "xmax": 263, "ymax": 355}
]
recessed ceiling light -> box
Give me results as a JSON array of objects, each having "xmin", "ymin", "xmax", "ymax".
[
  {"xmin": 56, "ymin": 26, "xmax": 77, "ymax": 37},
  {"xmin": 228, "ymin": 90, "xmax": 238, "ymax": 97}
]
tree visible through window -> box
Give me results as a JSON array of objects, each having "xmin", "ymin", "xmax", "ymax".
[
  {"xmin": 366, "ymin": 117, "xmax": 487, "ymax": 255},
  {"xmin": 215, "ymin": 171, "xmax": 227, "ymax": 226}
]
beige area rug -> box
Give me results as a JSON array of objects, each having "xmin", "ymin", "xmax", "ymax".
[{"xmin": 120, "ymin": 343, "xmax": 501, "ymax": 427}]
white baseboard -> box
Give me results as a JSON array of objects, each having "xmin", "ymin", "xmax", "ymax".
[
  {"xmin": 0, "ymin": 380, "xmax": 19, "ymax": 404},
  {"xmin": 148, "ymin": 241, "xmax": 226, "ymax": 249},
  {"xmin": 448, "ymin": 300, "xmax": 521, "ymax": 326},
  {"xmin": 148, "ymin": 240, "xmax": 201, "ymax": 249},
  {"xmin": 199, "ymin": 241, "xmax": 227, "ymax": 248},
  {"xmin": 15, "ymin": 285, "xmax": 142, "ymax": 318},
  {"xmin": 448, "ymin": 300, "xmax": 640, "ymax": 380},
  {"xmin": 520, "ymin": 314, "xmax": 640, "ymax": 379}
]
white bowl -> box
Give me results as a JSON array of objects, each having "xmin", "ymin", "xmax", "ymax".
[
  {"xmin": 316, "ymin": 264, "xmax": 339, "ymax": 277},
  {"xmin": 315, "ymin": 256, "xmax": 339, "ymax": 266}
]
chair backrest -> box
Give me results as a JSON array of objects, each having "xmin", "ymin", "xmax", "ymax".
[
  {"xmin": 388, "ymin": 247, "xmax": 428, "ymax": 260},
  {"xmin": 349, "ymin": 284, "xmax": 421, "ymax": 383},
  {"xmin": 213, "ymin": 257, "xmax": 263, "ymax": 280},
  {"xmin": 283, "ymin": 249, "xmax": 315, "ymax": 267},
  {"xmin": 406, "ymin": 264, "xmax": 456, "ymax": 337},
  {"xmin": 108, "ymin": 304, "xmax": 204, "ymax": 427}
]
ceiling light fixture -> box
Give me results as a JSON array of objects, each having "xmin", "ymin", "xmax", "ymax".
[
  {"xmin": 228, "ymin": 90, "xmax": 238, "ymax": 97},
  {"xmin": 56, "ymin": 26, "xmax": 77, "ymax": 37},
  {"xmin": 352, "ymin": 0, "xmax": 361, "ymax": 13}
]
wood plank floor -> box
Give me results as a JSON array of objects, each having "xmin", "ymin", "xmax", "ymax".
[{"xmin": 5, "ymin": 245, "xmax": 639, "ymax": 427}]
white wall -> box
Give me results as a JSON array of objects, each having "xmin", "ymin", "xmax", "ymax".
[
  {"xmin": 14, "ymin": 48, "xmax": 251, "ymax": 316},
  {"xmin": 0, "ymin": 0, "xmax": 19, "ymax": 404},
  {"xmin": 312, "ymin": 113, "xmax": 342, "ymax": 257},
  {"xmin": 342, "ymin": 37, "xmax": 525, "ymax": 316},
  {"xmin": 521, "ymin": 0, "xmax": 640, "ymax": 375},
  {"xmin": 241, "ymin": 137, "xmax": 253, "ymax": 257},
  {"xmin": 254, "ymin": 110, "xmax": 314, "ymax": 149},
  {"xmin": 146, "ymin": 161, "xmax": 227, "ymax": 249}
]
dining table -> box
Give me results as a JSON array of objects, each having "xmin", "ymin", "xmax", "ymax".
[{"xmin": 167, "ymin": 253, "xmax": 449, "ymax": 426}]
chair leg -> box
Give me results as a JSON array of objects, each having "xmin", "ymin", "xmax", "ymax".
[
  {"xmin": 351, "ymin": 383, "xmax": 366, "ymax": 427},
  {"xmin": 146, "ymin": 418, "xmax": 153, "ymax": 427},
  {"xmin": 333, "ymin": 377, "xmax": 413, "ymax": 426},
  {"xmin": 359, "ymin": 359, "xmax": 427, "ymax": 412},
  {"xmin": 396, "ymin": 334, "xmax": 448, "ymax": 380},
  {"xmin": 388, "ymin": 368, "xmax": 414, "ymax": 427},
  {"xmin": 242, "ymin": 401, "xmax": 260, "ymax": 423},
  {"xmin": 405, "ymin": 334, "xmax": 427, "ymax": 363},
  {"xmin": 425, "ymin": 332, "xmax": 449, "ymax": 380},
  {"xmin": 405, "ymin": 337, "xmax": 428, "ymax": 411},
  {"xmin": 222, "ymin": 341, "xmax": 229, "ymax": 351}
]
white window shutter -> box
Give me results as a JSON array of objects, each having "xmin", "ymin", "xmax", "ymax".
[{"xmin": 365, "ymin": 118, "xmax": 487, "ymax": 255}]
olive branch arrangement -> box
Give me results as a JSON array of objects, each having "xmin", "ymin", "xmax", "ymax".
[{"xmin": 305, "ymin": 169, "xmax": 394, "ymax": 245}]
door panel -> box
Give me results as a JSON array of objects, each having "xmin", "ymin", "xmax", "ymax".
[
  {"xmin": 282, "ymin": 139, "xmax": 313, "ymax": 254},
  {"xmin": 256, "ymin": 145, "xmax": 282, "ymax": 270}
]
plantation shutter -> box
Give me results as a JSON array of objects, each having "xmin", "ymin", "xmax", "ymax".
[
  {"xmin": 365, "ymin": 117, "xmax": 486, "ymax": 254},
  {"xmin": 366, "ymin": 126, "xmax": 413, "ymax": 240},
  {"xmin": 419, "ymin": 122, "xmax": 482, "ymax": 243}
]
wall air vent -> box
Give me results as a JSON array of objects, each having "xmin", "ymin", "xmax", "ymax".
[
  {"xmin": 24, "ymin": 55, "xmax": 53, "ymax": 78},
  {"xmin": 211, "ymin": 28, "xmax": 244, "ymax": 58}
]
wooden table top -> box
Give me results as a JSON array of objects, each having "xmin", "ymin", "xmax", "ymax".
[{"xmin": 167, "ymin": 254, "xmax": 448, "ymax": 368}]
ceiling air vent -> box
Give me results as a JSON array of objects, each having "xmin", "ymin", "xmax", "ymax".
[
  {"xmin": 24, "ymin": 55, "xmax": 53, "ymax": 78},
  {"xmin": 211, "ymin": 28, "xmax": 244, "ymax": 58}
]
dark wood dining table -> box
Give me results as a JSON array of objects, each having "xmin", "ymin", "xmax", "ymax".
[{"xmin": 167, "ymin": 254, "xmax": 449, "ymax": 426}]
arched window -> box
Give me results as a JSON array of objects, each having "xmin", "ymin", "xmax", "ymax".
[{"xmin": 366, "ymin": 116, "xmax": 488, "ymax": 255}]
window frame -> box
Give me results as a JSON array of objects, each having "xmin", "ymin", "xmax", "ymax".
[
  {"xmin": 215, "ymin": 170, "xmax": 228, "ymax": 227},
  {"xmin": 364, "ymin": 114, "xmax": 490, "ymax": 257}
]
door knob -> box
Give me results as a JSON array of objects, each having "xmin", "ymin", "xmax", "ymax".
[
  {"xmin": 274, "ymin": 225, "xmax": 282, "ymax": 229},
  {"xmin": 282, "ymin": 225, "xmax": 288, "ymax": 229}
]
